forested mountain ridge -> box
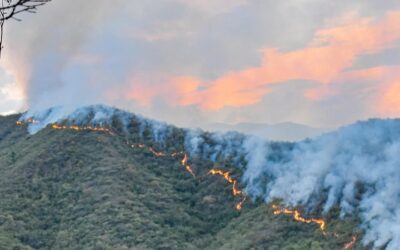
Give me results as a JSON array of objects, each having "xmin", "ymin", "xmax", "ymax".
[{"xmin": 0, "ymin": 111, "xmax": 362, "ymax": 250}]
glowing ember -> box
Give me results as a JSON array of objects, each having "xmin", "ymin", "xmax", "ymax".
[
  {"xmin": 16, "ymin": 119, "xmax": 39, "ymax": 125},
  {"xmin": 50, "ymin": 123, "xmax": 112, "ymax": 134},
  {"xmin": 127, "ymin": 142, "xmax": 195, "ymax": 177},
  {"xmin": 343, "ymin": 236, "xmax": 357, "ymax": 250},
  {"xmin": 184, "ymin": 165, "xmax": 195, "ymax": 177},
  {"xmin": 272, "ymin": 204, "xmax": 326, "ymax": 232},
  {"xmin": 180, "ymin": 154, "xmax": 196, "ymax": 177},
  {"xmin": 235, "ymin": 196, "xmax": 247, "ymax": 211},
  {"xmin": 208, "ymin": 169, "xmax": 243, "ymax": 196},
  {"xmin": 208, "ymin": 168, "xmax": 247, "ymax": 210},
  {"xmin": 17, "ymin": 120, "xmax": 112, "ymax": 134},
  {"xmin": 149, "ymin": 147, "xmax": 166, "ymax": 157}
]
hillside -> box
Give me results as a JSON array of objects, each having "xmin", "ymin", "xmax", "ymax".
[{"xmin": 0, "ymin": 109, "xmax": 364, "ymax": 249}]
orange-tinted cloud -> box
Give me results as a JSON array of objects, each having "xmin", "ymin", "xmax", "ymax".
[
  {"xmin": 125, "ymin": 76, "xmax": 201, "ymax": 106},
  {"xmin": 335, "ymin": 65, "xmax": 400, "ymax": 117},
  {"xmin": 379, "ymin": 82, "xmax": 400, "ymax": 116},
  {"xmin": 125, "ymin": 11, "xmax": 400, "ymax": 111}
]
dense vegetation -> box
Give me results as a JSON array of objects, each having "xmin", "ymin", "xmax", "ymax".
[{"xmin": 0, "ymin": 114, "xmax": 364, "ymax": 249}]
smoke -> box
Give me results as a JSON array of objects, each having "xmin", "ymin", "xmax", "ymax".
[
  {"xmin": 4, "ymin": 0, "xmax": 400, "ymax": 130},
  {"xmin": 184, "ymin": 118, "xmax": 400, "ymax": 249},
  {"xmin": 19, "ymin": 104, "xmax": 400, "ymax": 249},
  {"xmin": 3, "ymin": 0, "xmax": 118, "ymax": 113}
]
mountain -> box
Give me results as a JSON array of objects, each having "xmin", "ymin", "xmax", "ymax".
[
  {"xmin": 203, "ymin": 122, "xmax": 333, "ymax": 141},
  {"xmin": 0, "ymin": 105, "xmax": 378, "ymax": 249}
]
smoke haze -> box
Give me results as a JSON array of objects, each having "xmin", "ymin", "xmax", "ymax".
[{"xmin": 1, "ymin": 0, "xmax": 399, "ymax": 131}]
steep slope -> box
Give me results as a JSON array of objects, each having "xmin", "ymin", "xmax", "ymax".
[
  {"xmin": 0, "ymin": 116, "xmax": 236, "ymax": 249},
  {"xmin": 0, "ymin": 109, "xmax": 363, "ymax": 249}
]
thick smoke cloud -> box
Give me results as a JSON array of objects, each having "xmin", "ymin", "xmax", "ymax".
[
  {"xmin": 0, "ymin": 0, "xmax": 129, "ymax": 117},
  {"xmin": 184, "ymin": 118, "xmax": 400, "ymax": 249}
]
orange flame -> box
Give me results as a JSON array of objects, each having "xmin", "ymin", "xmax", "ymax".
[
  {"xmin": 16, "ymin": 119, "xmax": 39, "ymax": 125},
  {"xmin": 185, "ymin": 165, "xmax": 196, "ymax": 177},
  {"xmin": 16, "ymin": 120, "xmax": 112, "ymax": 134},
  {"xmin": 51, "ymin": 123, "xmax": 112, "ymax": 134},
  {"xmin": 235, "ymin": 196, "xmax": 247, "ymax": 211},
  {"xmin": 272, "ymin": 204, "xmax": 326, "ymax": 232},
  {"xmin": 127, "ymin": 142, "xmax": 196, "ymax": 177},
  {"xmin": 343, "ymin": 236, "xmax": 357, "ymax": 250},
  {"xmin": 208, "ymin": 169, "xmax": 243, "ymax": 196},
  {"xmin": 180, "ymin": 153, "xmax": 195, "ymax": 177},
  {"xmin": 208, "ymin": 169, "xmax": 246, "ymax": 210},
  {"xmin": 181, "ymin": 153, "xmax": 189, "ymax": 166}
]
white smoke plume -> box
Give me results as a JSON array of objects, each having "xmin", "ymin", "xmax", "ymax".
[
  {"xmin": 19, "ymin": 105, "xmax": 169, "ymax": 138},
  {"xmin": 184, "ymin": 118, "xmax": 400, "ymax": 249},
  {"xmin": 19, "ymin": 105, "xmax": 400, "ymax": 249}
]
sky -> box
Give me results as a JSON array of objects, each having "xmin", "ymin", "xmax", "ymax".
[{"xmin": 0, "ymin": 0, "xmax": 400, "ymax": 129}]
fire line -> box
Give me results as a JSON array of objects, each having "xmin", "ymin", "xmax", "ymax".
[
  {"xmin": 16, "ymin": 120, "xmax": 364, "ymax": 244},
  {"xmin": 16, "ymin": 120, "xmax": 113, "ymax": 134},
  {"xmin": 128, "ymin": 141, "xmax": 247, "ymax": 209},
  {"xmin": 127, "ymin": 142, "xmax": 196, "ymax": 177},
  {"xmin": 17, "ymin": 120, "xmax": 362, "ymax": 247},
  {"xmin": 271, "ymin": 204, "xmax": 326, "ymax": 232},
  {"xmin": 343, "ymin": 236, "xmax": 357, "ymax": 250},
  {"xmin": 16, "ymin": 119, "xmax": 39, "ymax": 125},
  {"xmin": 208, "ymin": 169, "xmax": 247, "ymax": 210},
  {"xmin": 51, "ymin": 123, "xmax": 112, "ymax": 134}
]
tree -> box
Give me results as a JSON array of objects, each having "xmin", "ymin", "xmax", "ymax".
[{"xmin": 0, "ymin": 0, "xmax": 51, "ymax": 56}]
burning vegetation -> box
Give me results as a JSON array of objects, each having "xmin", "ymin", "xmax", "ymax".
[
  {"xmin": 180, "ymin": 153, "xmax": 196, "ymax": 177},
  {"xmin": 126, "ymin": 141, "xmax": 248, "ymax": 209},
  {"xmin": 16, "ymin": 119, "xmax": 112, "ymax": 134},
  {"xmin": 14, "ymin": 114, "xmax": 360, "ymax": 249},
  {"xmin": 271, "ymin": 204, "xmax": 326, "ymax": 232},
  {"xmin": 208, "ymin": 169, "xmax": 247, "ymax": 210},
  {"xmin": 343, "ymin": 236, "xmax": 357, "ymax": 250},
  {"xmin": 127, "ymin": 142, "xmax": 196, "ymax": 178},
  {"xmin": 16, "ymin": 119, "xmax": 39, "ymax": 125},
  {"xmin": 128, "ymin": 141, "xmax": 248, "ymax": 210},
  {"xmin": 51, "ymin": 123, "xmax": 112, "ymax": 134},
  {"xmin": 271, "ymin": 204, "xmax": 359, "ymax": 249}
]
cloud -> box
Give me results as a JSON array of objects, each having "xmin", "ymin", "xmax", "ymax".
[
  {"xmin": 0, "ymin": 0, "xmax": 117, "ymax": 112},
  {"xmin": 1, "ymin": 0, "xmax": 400, "ymax": 128},
  {"xmin": 0, "ymin": 68, "xmax": 24, "ymax": 114},
  {"xmin": 377, "ymin": 77, "xmax": 400, "ymax": 116},
  {"xmin": 151, "ymin": 11, "xmax": 400, "ymax": 110}
]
